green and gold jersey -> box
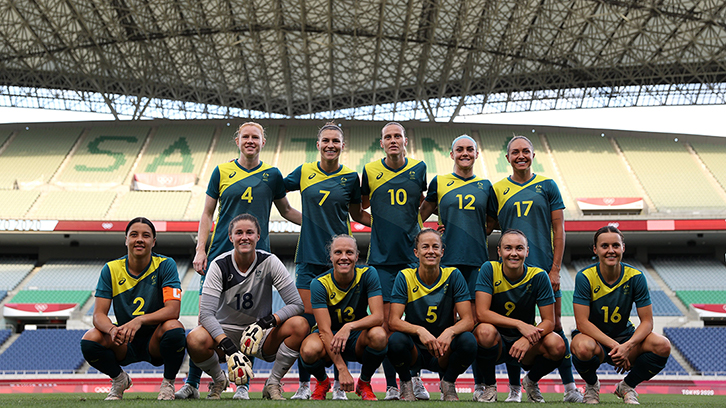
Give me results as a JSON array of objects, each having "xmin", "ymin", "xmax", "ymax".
[
  {"xmin": 362, "ymin": 158, "xmax": 427, "ymax": 265},
  {"xmin": 390, "ymin": 266, "xmax": 470, "ymax": 337},
  {"xmin": 95, "ymin": 253, "xmax": 182, "ymax": 338},
  {"xmin": 425, "ymin": 174, "xmax": 496, "ymax": 267},
  {"xmin": 284, "ymin": 162, "xmax": 361, "ymax": 265},
  {"xmin": 310, "ymin": 266, "xmax": 382, "ymax": 331},
  {"xmin": 492, "ymin": 175, "xmax": 564, "ymax": 272},
  {"xmin": 573, "ymin": 263, "xmax": 651, "ymax": 338},
  {"xmin": 476, "ymin": 261, "xmax": 555, "ymax": 338}
]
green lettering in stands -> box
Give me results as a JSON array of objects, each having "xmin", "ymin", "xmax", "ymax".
[
  {"xmin": 145, "ymin": 137, "xmax": 194, "ymax": 173},
  {"xmin": 357, "ymin": 139, "xmax": 382, "ymax": 171},
  {"xmin": 290, "ymin": 138, "xmax": 319, "ymax": 163},
  {"xmin": 420, "ymin": 138, "xmax": 448, "ymax": 174},
  {"xmin": 496, "ymin": 137, "xmax": 544, "ymax": 173},
  {"xmin": 74, "ymin": 136, "xmax": 138, "ymax": 172}
]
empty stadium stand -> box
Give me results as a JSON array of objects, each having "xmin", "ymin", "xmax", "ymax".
[
  {"xmin": 0, "ymin": 190, "xmax": 40, "ymax": 218},
  {"xmin": 24, "ymin": 259, "xmax": 106, "ymax": 290},
  {"xmin": 664, "ymin": 327, "xmax": 726, "ymax": 374},
  {"xmin": 690, "ymin": 141, "xmax": 726, "ymax": 193},
  {"xmin": 135, "ymin": 125, "xmax": 215, "ymax": 177},
  {"xmin": 0, "ymin": 329, "xmax": 86, "ymax": 374},
  {"xmin": 112, "ymin": 191, "xmax": 191, "ymax": 220},
  {"xmin": 348, "ymin": 125, "xmax": 383, "ymax": 173},
  {"xmin": 31, "ymin": 191, "xmax": 116, "ymax": 220},
  {"xmin": 9, "ymin": 290, "xmax": 91, "ymax": 306},
  {"xmin": 0, "ymin": 258, "xmax": 35, "ymax": 291},
  {"xmin": 651, "ymin": 257, "xmax": 726, "ymax": 291}
]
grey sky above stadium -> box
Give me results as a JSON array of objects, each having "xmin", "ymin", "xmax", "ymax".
[{"xmin": 1, "ymin": 1, "xmax": 725, "ymax": 121}]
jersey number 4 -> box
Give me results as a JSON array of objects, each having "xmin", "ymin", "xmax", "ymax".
[{"xmin": 240, "ymin": 187, "xmax": 253, "ymax": 203}]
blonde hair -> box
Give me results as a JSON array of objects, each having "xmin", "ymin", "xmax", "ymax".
[{"xmin": 235, "ymin": 122, "xmax": 266, "ymax": 140}]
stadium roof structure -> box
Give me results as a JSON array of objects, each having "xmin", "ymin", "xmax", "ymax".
[{"xmin": 1, "ymin": 0, "xmax": 726, "ymax": 121}]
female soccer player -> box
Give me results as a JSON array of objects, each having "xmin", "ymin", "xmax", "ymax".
[
  {"xmin": 387, "ymin": 228, "xmax": 477, "ymax": 401},
  {"xmin": 571, "ymin": 226, "xmax": 671, "ymax": 404},
  {"xmin": 419, "ymin": 134, "xmax": 496, "ymax": 401},
  {"xmin": 474, "ymin": 229, "xmax": 565, "ymax": 403},
  {"xmin": 299, "ymin": 234, "xmax": 387, "ymax": 401},
  {"xmin": 81, "ymin": 217, "xmax": 185, "ymax": 401},
  {"xmin": 185, "ymin": 214, "xmax": 308, "ymax": 400},
  {"xmin": 492, "ymin": 135, "xmax": 581, "ymax": 402},
  {"xmin": 361, "ymin": 122, "xmax": 427, "ymax": 400},
  {"xmin": 284, "ymin": 122, "xmax": 370, "ymax": 399}
]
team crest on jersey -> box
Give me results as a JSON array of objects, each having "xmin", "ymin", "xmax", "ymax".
[
  {"xmin": 255, "ymin": 269, "xmax": 263, "ymax": 279},
  {"xmin": 535, "ymin": 184, "xmax": 543, "ymax": 194},
  {"xmin": 443, "ymin": 283, "xmax": 449, "ymax": 294},
  {"xmin": 477, "ymin": 182, "xmax": 484, "ymax": 190},
  {"xmin": 340, "ymin": 177, "xmax": 347, "ymax": 186},
  {"xmin": 409, "ymin": 170, "xmax": 416, "ymax": 180},
  {"xmin": 151, "ymin": 273, "xmax": 157, "ymax": 286},
  {"xmin": 263, "ymin": 172, "xmax": 270, "ymax": 182},
  {"xmin": 623, "ymin": 283, "xmax": 630, "ymax": 295},
  {"xmin": 525, "ymin": 283, "xmax": 532, "ymax": 293},
  {"xmin": 118, "ymin": 278, "xmax": 126, "ymax": 285}
]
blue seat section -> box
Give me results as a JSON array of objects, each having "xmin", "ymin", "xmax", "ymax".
[
  {"xmin": 0, "ymin": 258, "xmax": 35, "ymax": 290},
  {"xmin": 24, "ymin": 260, "xmax": 105, "ymax": 290},
  {"xmin": 0, "ymin": 290, "xmax": 7, "ymax": 302},
  {"xmin": 88, "ymin": 360, "xmax": 165, "ymax": 374},
  {"xmin": 664, "ymin": 327, "xmax": 726, "ymax": 374},
  {"xmin": 652, "ymin": 257, "xmax": 726, "ymax": 291},
  {"xmin": 0, "ymin": 329, "xmax": 85, "ymax": 374},
  {"xmin": 0, "ymin": 329, "xmax": 11, "ymax": 347},
  {"xmin": 640, "ymin": 290, "xmax": 682, "ymax": 316}
]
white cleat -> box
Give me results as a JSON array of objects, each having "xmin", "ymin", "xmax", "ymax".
[
  {"xmin": 290, "ymin": 381, "xmax": 311, "ymax": 400},
  {"xmin": 384, "ymin": 386, "xmax": 400, "ymax": 400},
  {"xmin": 505, "ymin": 385, "xmax": 522, "ymax": 402},
  {"xmin": 522, "ymin": 375, "xmax": 545, "ymax": 403},
  {"xmin": 105, "ymin": 371, "xmax": 131, "ymax": 401},
  {"xmin": 174, "ymin": 383, "xmax": 200, "ymax": 400},
  {"xmin": 233, "ymin": 383, "xmax": 250, "ymax": 400},
  {"xmin": 412, "ymin": 376, "xmax": 430, "ymax": 400},
  {"xmin": 332, "ymin": 381, "xmax": 348, "ymax": 400}
]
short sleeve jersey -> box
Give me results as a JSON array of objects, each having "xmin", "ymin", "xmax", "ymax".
[
  {"xmin": 362, "ymin": 158, "xmax": 427, "ymax": 265},
  {"xmin": 425, "ymin": 174, "xmax": 497, "ymax": 267},
  {"xmin": 310, "ymin": 265, "xmax": 382, "ymax": 331},
  {"xmin": 492, "ymin": 175, "xmax": 564, "ymax": 271},
  {"xmin": 95, "ymin": 253, "xmax": 182, "ymax": 338},
  {"xmin": 476, "ymin": 261, "xmax": 555, "ymax": 338},
  {"xmin": 573, "ymin": 263, "xmax": 651, "ymax": 338},
  {"xmin": 284, "ymin": 162, "xmax": 362, "ymax": 265},
  {"xmin": 390, "ymin": 267, "xmax": 470, "ymax": 337},
  {"xmin": 206, "ymin": 161, "xmax": 286, "ymax": 257}
]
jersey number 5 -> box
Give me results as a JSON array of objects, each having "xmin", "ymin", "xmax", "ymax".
[{"xmin": 426, "ymin": 306, "xmax": 438, "ymax": 323}]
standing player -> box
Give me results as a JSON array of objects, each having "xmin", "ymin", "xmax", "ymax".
[
  {"xmin": 419, "ymin": 134, "xmax": 496, "ymax": 400},
  {"xmin": 571, "ymin": 226, "xmax": 671, "ymax": 404},
  {"xmin": 387, "ymin": 228, "xmax": 477, "ymax": 401},
  {"xmin": 474, "ymin": 229, "xmax": 565, "ymax": 403},
  {"xmin": 178, "ymin": 121, "xmax": 302, "ymax": 400},
  {"xmin": 492, "ymin": 135, "xmax": 581, "ymax": 403},
  {"xmin": 360, "ymin": 122, "xmax": 427, "ymax": 400},
  {"xmin": 284, "ymin": 122, "xmax": 370, "ymax": 399},
  {"xmin": 80, "ymin": 217, "xmax": 186, "ymax": 400},
  {"xmin": 299, "ymin": 235, "xmax": 387, "ymax": 401},
  {"xmin": 185, "ymin": 214, "xmax": 308, "ymax": 400}
]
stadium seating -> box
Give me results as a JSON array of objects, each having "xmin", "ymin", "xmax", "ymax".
[
  {"xmin": 113, "ymin": 191, "xmax": 191, "ymax": 220},
  {"xmin": 0, "ymin": 190, "xmax": 40, "ymax": 218},
  {"xmin": 689, "ymin": 141, "xmax": 726, "ymax": 192},
  {"xmin": 10, "ymin": 290, "xmax": 91, "ymax": 306},
  {"xmin": 0, "ymin": 290, "xmax": 6, "ymax": 303},
  {"xmin": 651, "ymin": 257, "xmax": 726, "ymax": 291},
  {"xmin": 0, "ymin": 329, "xmax": 10, "ymax": 348},
  {"xmin": 24, "ymin": 259, "xmax": 105, "ymax": 290},
  {"xmin": 0, "ymin": 127, "xmax": 82, "ymax": 189},
  {"xmin": 348, "ymin": 125, "xmax": 383, "ymax": 173},
  {"xmin": 0, "ymin": 329, "xmax": 86, "ymax": 374},
  {"xmin": 664, "ymin": 327, "xmax": 726, "ymax": 374},
  {"xmin": 135, "ymin": 124, "xmax": 214, "ymax": 177},
  {"xmin": 31, "ymin": 191, "xmax": 116, "ymax": 220},
  {"xmin": 616, "ymin": 137, "xmax": 726, "ymax": 212},
  {"xmin": 277, "ymin": 125, "xmax": 319, "ymax": 175},
  {"xmin": 0, "ymin": 258, "xmax": 35, "ymax": 290},
  {"xmin": 413, "ymin": 127, "xmax": 468, "ymax": 182},
  {"xmin": 546, "ymin": 133, "xmax": 640, "ymax": 199},
  {"xmin": 56, "ymin": 125, "xmax": 149, "ymax": 184},
  {"xmin": 675, "ymin": 290, "xmax": 726, "ymax": 308}
]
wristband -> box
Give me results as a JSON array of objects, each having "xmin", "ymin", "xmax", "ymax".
[
  {"xmin": 256, "ymin": 314, "xmax": 277, "ymax": 330},
  {"xmin": 218, "ymin": 337, "xmax": 239, "ymax": 356}
]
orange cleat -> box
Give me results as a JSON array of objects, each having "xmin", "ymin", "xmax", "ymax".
[
  {"xmin": 355, "ymin": 379, "xmax": 377, "ymax": 401},
  {"xmin": 311, "ymin": 377, "xmax": 331, "ymax": 400}
]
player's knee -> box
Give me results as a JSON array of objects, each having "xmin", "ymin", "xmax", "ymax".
[
  {"xmin": 80, "ymin": 339, "xmax": 108, "ymax": 360},
  {"xmin": 474, "ymin": 323, "xmax": 498, "ymax": 347},
  {"xmin": 81, "ymin": 327, "xmax": 105, "ymax": 343},
  {"xmin": 159, "ymin": 319, "xmax": 184, "ymax": 332},
  {"xmin": 286, "ymin": 315, "xmax": 310, "ymax": 337},
  {"xmin": 651, "ymin": 334, "xmax": 671, "ymax": 357},
  {"xmin": 545, "ymin": 333, "xmax": 566, "ymax": 359},
  {"xmin": 570, "ymin": 336, "xmax": 595, "ymax": 360},
  {"xmin": 300, "ymin": 337, "xmax": 324, "ymax": 363},
  {"xmin": 456, "ymin": 331, "xmax": 478, "ymax": 354},
  {"xmin": 366, "ymin": 326, "xmax": 388, "ymax": 350},
  {"xmin": 160, "ymin": 327, "xmax": 186, "ymax": 350},
  {"xmin": 186, "ymin": 326, "xmax": 213, "ymax": 353}
]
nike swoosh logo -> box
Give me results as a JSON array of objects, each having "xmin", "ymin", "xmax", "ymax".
[{"xmin": 229, "ymin": 171, "xmax": 236, "ymax": 178}]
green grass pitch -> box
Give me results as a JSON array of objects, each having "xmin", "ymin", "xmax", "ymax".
[{"xmin": 0, "ymin": 392, "xmax": 722, "ymax": 407}]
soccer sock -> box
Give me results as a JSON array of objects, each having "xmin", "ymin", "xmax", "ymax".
[
  {"xmin": 361, "ymin": 345, "xmax": 388, "ymax": 382},
  {"xmin": 476, "ymin": 345, "xmax": 499, "ymax": 386},
  {"xmin": 298, "ymin": 312, "xmax": 316, "ymax": 384},
  {"xmin": 195, "ymin": 353, "xmax": 223, "ymax": 380},
  {"xmin": 387, "ymin": 332, "xmax": 414, "ymax": 381},
  {"xmin": 524, "ymin": 355, "xmax": 562, "ymax": 382},
  {"xmin": 506, "ymin": 363, "xmax": 522, "ymax": 386},
  {"xmin": 268, "ymin": 342, "xmax": 299, "ymax": 385},
  {"xmin": 382, "ymin": 356, "xmax": 398, "ymax": 388},
  {"xmin": 443, "ymin": 332, "xmax": 477, "ymax": 383},
  {"xmin": 572, "ymin": 354, "xmax": 600, "ymax": 385},
  {"xmin": 159, "ymin": 328, "xmax": 186, "ymax": 380},
  {"xmin": 556, "ymin": 329, "xmax": 576, "ymax": 385},
  {"xmin": 624, "ymin": 352, "xmax": 668, "ymax": 388},
  {"xmin": 301, "ymin": 358, "xmax": 329, "ymax": 381},
  {"xmin": 80, "ymin": 339, "xmax": 121, "ymax": 378},
  {"xmin": 185, "ymin": 361, "xmax": 203, "ymax": 388}
]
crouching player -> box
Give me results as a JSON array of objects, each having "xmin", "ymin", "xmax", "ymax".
[
  {"xmin": 388, "ymin": 228, "xmax": 477, "ymax": 401},
  {"xmin": 474, "ymin": 229, "xmax": 565, "ymax": 403},
  {"xmin": 185, "ymin": 214, "xmax": 308, "ymax": 400},
  {"xmin": 81, "ymin": 217, "xmax": 186, "ymax": 400},
  {"xmin": 572, "ymin": 226, "xmax": 671, "ymax": 404},
  {"xmin": 300, "ymin": 234, "xmax": 387, "ymax": 400}
]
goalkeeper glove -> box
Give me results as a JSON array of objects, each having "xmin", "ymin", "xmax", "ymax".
[
  {"xmin": 227, "ymin": 352, "xmax": 254, "ymax": 385},
  {"xmin": 240, "ymin": 323, "xmax": 266, "ymax": 356},
  {"xmin": 256, "ymin": 314, "xmax": 277, "ymax": 329},
  {"xmin": 217, "ymin": 337, "xmax": 239, "ymax": 356}
]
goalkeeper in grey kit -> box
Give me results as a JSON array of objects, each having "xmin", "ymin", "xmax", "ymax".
[{"xmin": 185, "ymin": 214, "xmax": 308, "ymax": 399}]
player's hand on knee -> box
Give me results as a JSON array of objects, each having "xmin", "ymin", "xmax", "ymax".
[
  {"xmin": 227, "ymin": 352, "xmax": 254, "ymax": 385},
  {"xmin": 240, "ymin": 323, "xmax": 266, "ymax": 355}
]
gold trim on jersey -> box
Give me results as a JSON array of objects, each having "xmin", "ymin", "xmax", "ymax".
[
  {"xmin": 365, "ymin": 158, "xmax": 422, "ymax": 196},
  {"xmin": 217, "ymin": 161, "xmax": 273, "ymax": 196},
  {"xmin": 581, "ymin": 265, "xmax": 642, "ymax": 302},
  {"xmin": 108, "ymin": 256, "xmax": 167, "ymax": 297},
  {"xmin": 491, "ymin": 261, "xmax": 546, "ymax": 294},
  {"xmin": 493, "ymin": 174, "xmax": 550, "ymax": 213},
  {"xmin": 400, "ymin": 266, "xmax": 457, "ymax": 302},
  {"xmin": 318, "ymin": 267, "xmax": 370, "ymax": 306},
  {"xmin": 436, "ymin": 174, "xmax": 485, "ymax": 205},
  {"xmin": 300, "ymin": 162, "xmax": 357, "ymax": 192}
]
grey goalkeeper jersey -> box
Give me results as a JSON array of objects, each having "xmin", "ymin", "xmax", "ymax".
[{"xmin": 200, "ymin": 249, "xmax": 303, "ymax": 339}]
